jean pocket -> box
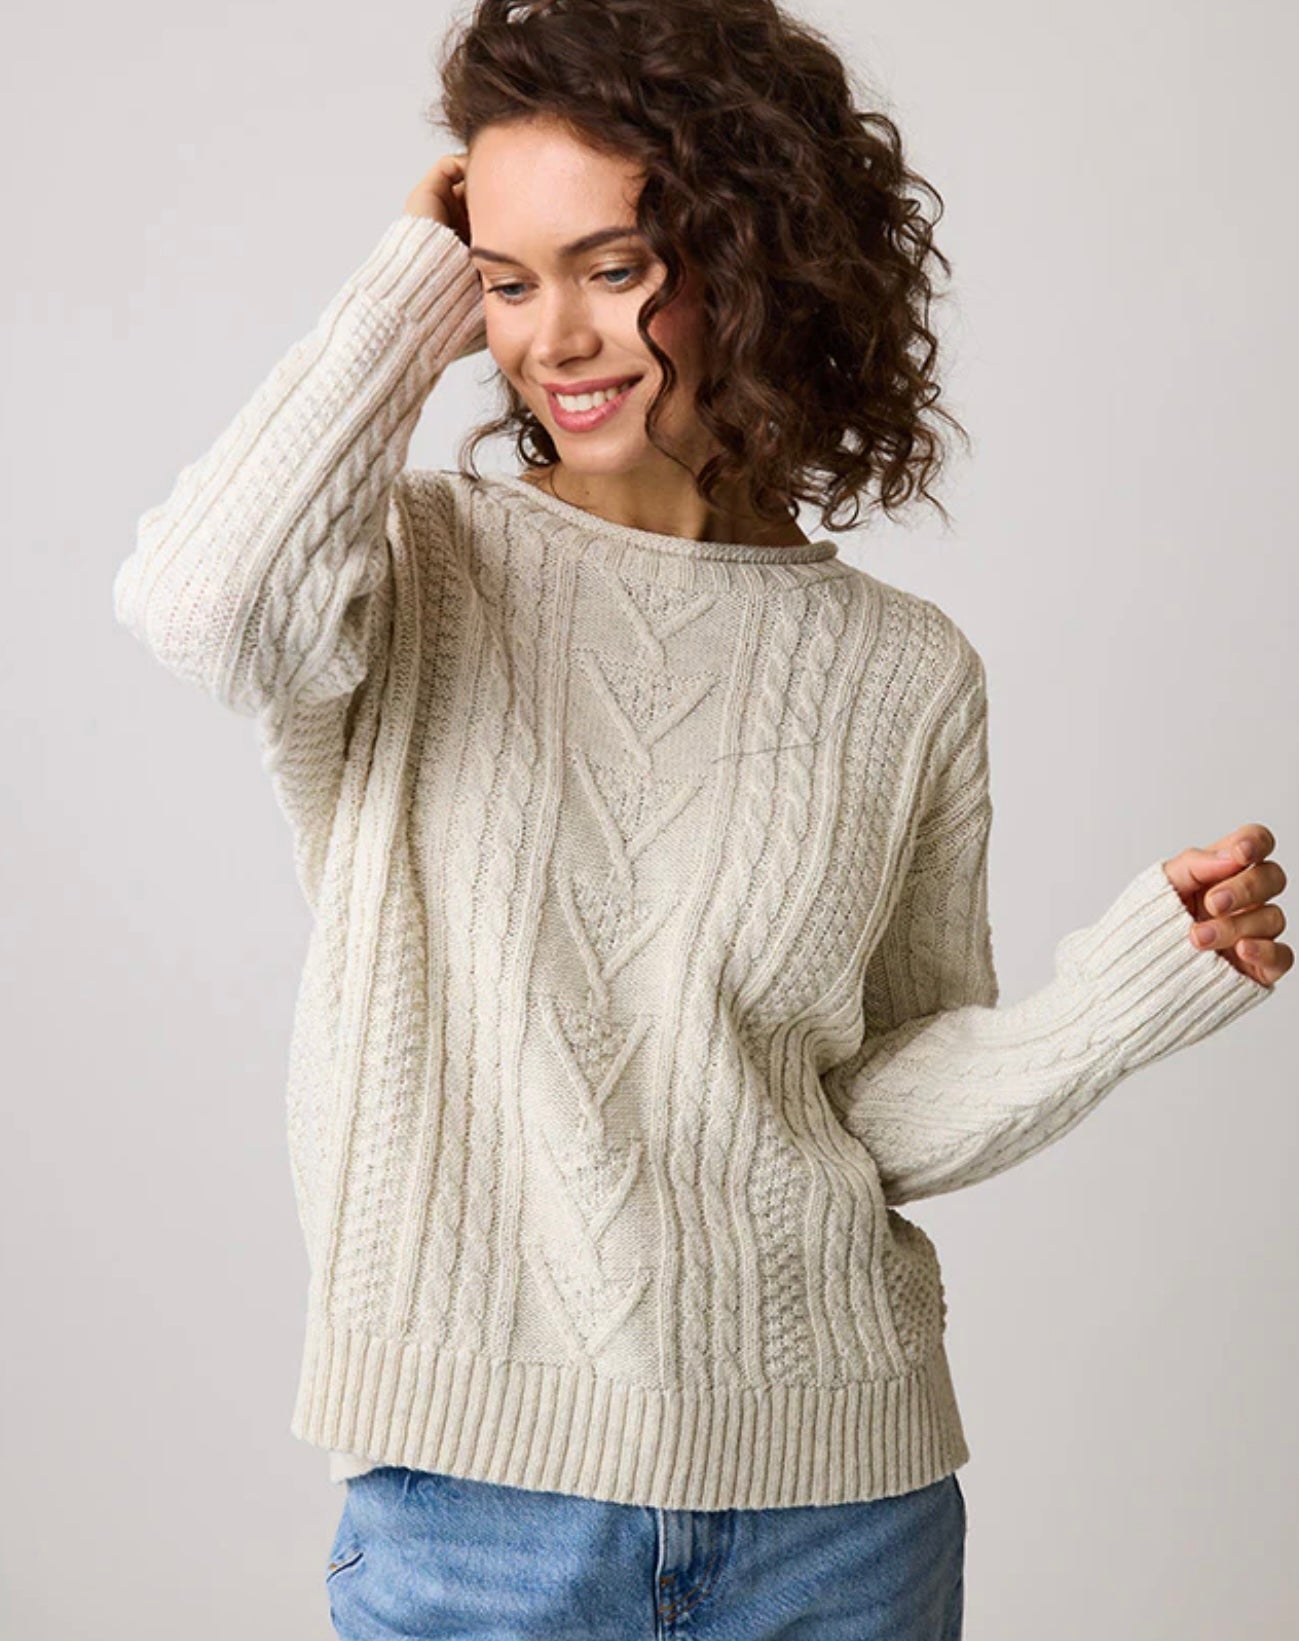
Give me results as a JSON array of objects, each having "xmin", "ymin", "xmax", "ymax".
[
  {"xmin": 326, "ymin": 1499, "xmax": 365, "ymax": 1585},
  {"xmin": 325, "ymin": 1543, "xmax": 364, "ymax": 1583}
]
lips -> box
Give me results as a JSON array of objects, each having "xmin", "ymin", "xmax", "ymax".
[
  {"xmin": 544, "ymin": 374, "xmax": 642, "ymax": 396},
  {"xmin": 545, "ymin": 376, "xmax": 642, "ymax": 433}
]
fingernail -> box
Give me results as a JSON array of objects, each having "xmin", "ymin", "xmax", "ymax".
[
  {"xmin": 1208, "ymin": 890, "xmax": 1232, "ymax": 913},
  {"xmin": 1192, "ymin": 924, "xmax": 1216, "ymax": 947},
  {"xmin": 1239, "ymin": 840, "xmax": 1258, "ymax": 862}
]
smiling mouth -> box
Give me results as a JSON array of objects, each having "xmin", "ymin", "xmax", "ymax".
[
  {"xmin": 546, "ymin": 377, "xmax": 641, "ymax": 406},
  {"xmin": 543, "ymin": 376, "xmax": 644, "ymax": 431}
]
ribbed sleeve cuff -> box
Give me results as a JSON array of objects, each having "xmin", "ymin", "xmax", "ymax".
[
  {"xmin": 1059, "ymin": 857, "xmax": 1275, "ymax": 1046},
  {"xmin": 342, "ymin": 213, "xmax": 486, "ymax": 352}
]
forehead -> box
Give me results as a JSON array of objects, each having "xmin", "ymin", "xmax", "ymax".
[{"xmin": 464, "ymin": 118, "xmax": 644, "ymax": 254}]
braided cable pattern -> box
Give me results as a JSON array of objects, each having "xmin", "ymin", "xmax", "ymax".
[{"xmin": 114, "ymin": 215, "xmax": 1275, "ymax": 1508}]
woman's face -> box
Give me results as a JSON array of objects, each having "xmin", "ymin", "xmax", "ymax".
[{"xmin": 462, "ymin": 118, "xmax": 710, "ymax": 482}]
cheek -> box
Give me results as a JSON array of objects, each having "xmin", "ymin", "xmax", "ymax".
[
  {"xmin": 483, "ymin": 310, "xmax": 528, "ymax": 380},
  {"xmin": 647, "ymin": 278, "xmax": 707, "ymax": 381}
]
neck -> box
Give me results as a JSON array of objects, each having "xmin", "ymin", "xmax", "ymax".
[{"xmin": 529, "ymin": 463, "xmax": 810, "ymax": 548}]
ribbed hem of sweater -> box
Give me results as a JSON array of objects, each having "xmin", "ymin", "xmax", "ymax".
[{"xmin": 291, "ymin": 1319, "xmax": 969, "ymax": 1511}]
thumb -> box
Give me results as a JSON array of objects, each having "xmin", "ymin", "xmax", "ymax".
[{"xmin": 1161, "ymin": 840, "xmax": 1249, "ymax": 908}]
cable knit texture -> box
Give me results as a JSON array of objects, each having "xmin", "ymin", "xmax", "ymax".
[{"xmin": 113, "ymin": 213, "xmax": 1274, "ymax": 1510}]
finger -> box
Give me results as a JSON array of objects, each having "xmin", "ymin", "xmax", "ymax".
[
  {"xmin": 1190, "ymin": 902, "xmax": 1286, "ymax": 951},
  {"xmin": 1206, "ymin": 824, "xmax": 1275, "ymax": 865},
  {"xmin": 1203, "ymin": 860, "xmax": 1288, "ymax": 917},
  {"xmin": 1236, "ymin": 938, "xmax": 1293, "ymax": 986},
  {"xmin": 1165, "ymin": 844, "xmax": 1253, "ymax": 901}
]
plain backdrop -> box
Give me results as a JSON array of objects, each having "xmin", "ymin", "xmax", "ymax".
[{"xmin": 2, "ymin": 1, "xmax": 1295, "ymax": 1636}]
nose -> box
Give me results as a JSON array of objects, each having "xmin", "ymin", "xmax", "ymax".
[{"xmin": 528, "ymin": 284, "xmax": 602, "ymax": 371}]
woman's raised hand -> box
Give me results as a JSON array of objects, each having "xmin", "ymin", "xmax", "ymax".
[
  {"xmin": 1163, "ymin": 824, "xmax": 1290, "ymax": 988},
  {"xmin": 402, "ymin": 152, "xmax": 486, "ymax": 356},
  {"xmin": 404, "ymin": 152, "xmax": 473, "ymax": 245}
]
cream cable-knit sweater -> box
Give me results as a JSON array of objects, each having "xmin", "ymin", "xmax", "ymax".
[{"xmin": 113, "ymin": 213, "xmax": 1273, "ymax": 1510}]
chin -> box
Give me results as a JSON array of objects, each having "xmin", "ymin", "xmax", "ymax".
[{"xmin": 553, "ymin": 437, "xmax": 653, "ymax": 475}]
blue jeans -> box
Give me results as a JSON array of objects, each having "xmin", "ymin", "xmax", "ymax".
[{"xmin": 325, "ymin": 1464, "xmax": 966, "ymax": 1639}]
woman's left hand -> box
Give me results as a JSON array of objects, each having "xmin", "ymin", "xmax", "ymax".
[{"xmin": 1162, "ymin": 824, "xmax": 1290, "ymax": 988}]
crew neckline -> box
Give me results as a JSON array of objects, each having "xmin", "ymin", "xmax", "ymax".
[{"xmin": 488, "ymin": 471, "xmax": 839, "ymax": 566}]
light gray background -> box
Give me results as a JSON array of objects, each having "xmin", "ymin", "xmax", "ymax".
[{"xmin": 3, "ymin": 2, "xmax": 1295, "ymax": 1636}]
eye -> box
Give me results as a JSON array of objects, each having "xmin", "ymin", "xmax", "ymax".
[{"xmin": 485, "ymin": 265, "xmax": 643, "ymax": 304}]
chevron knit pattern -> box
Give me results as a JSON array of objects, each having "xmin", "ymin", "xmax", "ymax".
[{"xmin": 112, "ymin": 213, "xmax": 1274, "ymax": 1510}]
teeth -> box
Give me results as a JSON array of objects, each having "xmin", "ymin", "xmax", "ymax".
[{"xmin": 554, "ymin": 382, "xmax": 633, "ymax": 411}]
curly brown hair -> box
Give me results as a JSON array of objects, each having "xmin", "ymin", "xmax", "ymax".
[{"xmin": 430, "ymin": 0, "xmax": 969, "ymax": 533}]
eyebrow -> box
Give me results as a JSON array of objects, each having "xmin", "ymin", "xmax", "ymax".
[{"xmin": 467, "ymin": 227, "xmax": 645, "ymax": 265}]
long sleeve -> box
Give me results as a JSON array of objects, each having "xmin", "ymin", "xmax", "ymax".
[
  {"xmin": 824, "ymin": 639, "xmax": 1275, "ymax": 1207},
  {"xmin": 112, "ymin": 213, "xmax": 485, "ymax": 717}
]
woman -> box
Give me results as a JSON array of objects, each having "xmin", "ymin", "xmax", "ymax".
[{"xmin": 112, "ymin": 1, "xmax": 1288, "ymax": 1635}]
